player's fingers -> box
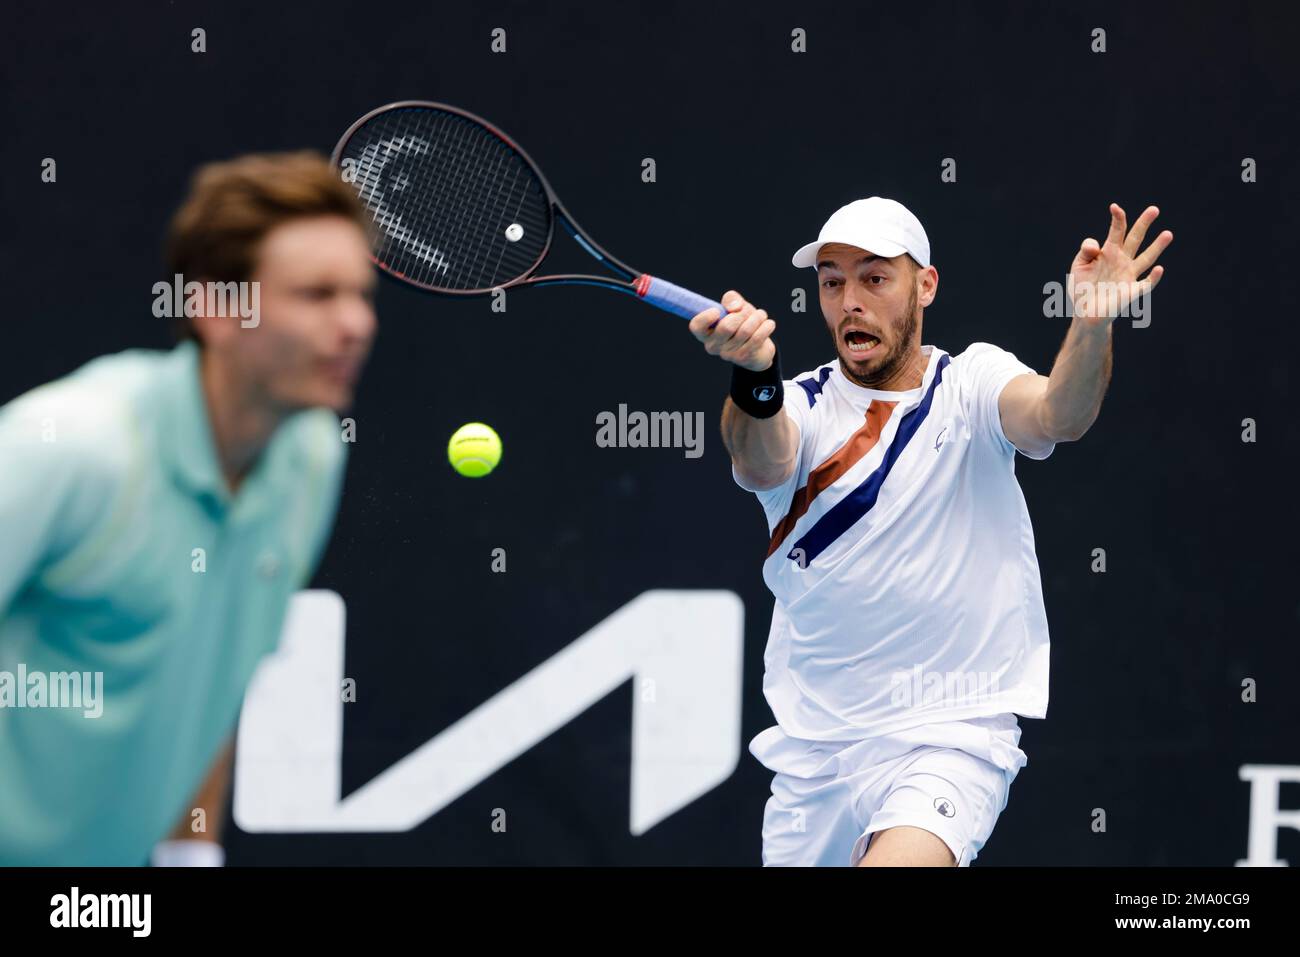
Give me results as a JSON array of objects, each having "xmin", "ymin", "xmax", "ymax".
[
  {"xmin": 723, "ymin": 321, "xmax": 776, "ymax": 368},
  {"xmin": 1105, "ymin": 203, "xmax": 1127, "ymax": 247},
  {"xmin": 688, "ymin": 306, "xmax": 727, "ymax": 341},
  {"xmin": 732, "ymin": 308, "xmax": 769, "ymax": 346},
  {"xmin": 720, "ymin": 291, "xmax": 747, "ymax": 312},
  {"xmin": 689, "ymin": 291, "xmax": 729, "ymax": 338},
  {"xmin": 1077, "ymin": 237, "xmax": 1101, "ymax": 262},
  {"xmin": 701, "ymin": 311, "xmax": 747, "ymax": 354},
  {"xmin": 714, "ymin": 307, "xmax": 753, "ymax": 341},
  {"xmin": 720, "ymin": 309, "xmax": 768, "ymax": 359},
  {"xmin": 1123, "ymin": 205, "xmax": 1159, "ymax": 257},
  {"xmin": 1141, "ymin": 264, "xmax": 1165, "ymax": 292},
  {"xmin": 1132, "ymin": 230, "xmax": 1173, "ymax": 275},
  {"xmin": 738, "ymin": 318, "xmax": 777, "ymax": 360},
  {"xmin": 706, "ymin": 295, "xmax": 748, "ymax": 333},
  {"xmin": 720, "ymin": 301, "xmax": 760, "ymax": 341}
]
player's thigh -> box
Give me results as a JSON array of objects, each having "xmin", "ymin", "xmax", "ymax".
[
  {"xmin": 851, "ymin": 746, "xmax": 1011, "ymax": 867},
  {"xmin": 760, "ymin": 775, "xmax": 861, "ymax": 867},
  {"xmin": 856, "ymin": 824, "xmax": 955, "ymax": 867}
]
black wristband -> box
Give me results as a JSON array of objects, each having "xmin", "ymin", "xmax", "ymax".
[{"xmin": 730, "ymin": 348, "xmax": 784, "ymax": 419}]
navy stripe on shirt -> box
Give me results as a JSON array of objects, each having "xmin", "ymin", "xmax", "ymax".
[
  {"xmin": 786, "ymin": 354, "xmax": 950, "ymax": 566},
  {"xmin": 795, "ymin": 367, "xmax": 834, "ymax": 408}
]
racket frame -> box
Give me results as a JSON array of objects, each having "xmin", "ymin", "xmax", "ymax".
[{"xmin": 331, "ymin": 99, "xmax": 646, "ymax": 301}]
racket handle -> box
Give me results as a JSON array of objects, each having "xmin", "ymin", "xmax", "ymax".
[{"xmin": 633, "ymin": 274, "xmax": 727, "ymax": 324}]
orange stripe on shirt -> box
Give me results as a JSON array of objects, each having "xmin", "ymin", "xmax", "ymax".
[{"xmin": 766, "ymin": 400, "xmax": 897, "ymax": 558}]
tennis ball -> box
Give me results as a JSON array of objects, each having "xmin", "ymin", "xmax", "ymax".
[{"xmin": 447, "ymin": 422, "xmax": 502, "ymax": 477}]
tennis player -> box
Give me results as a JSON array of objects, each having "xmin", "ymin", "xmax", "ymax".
[
  {"xmin": 689, "ymin": 197, "xmax": 1171, "ymax": 866},
  {"xmin": 0, "ymin": 152, "xmax": 377, "ymax": 865}
]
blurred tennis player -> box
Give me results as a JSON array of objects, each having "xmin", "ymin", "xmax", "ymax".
[
  {"xmin": 0, "ymin": 152, "xmax": 376, "ymax": 865},
  {"xmin": 690, "ymin": 197, "xmax": 1171, "ymax": 866}
]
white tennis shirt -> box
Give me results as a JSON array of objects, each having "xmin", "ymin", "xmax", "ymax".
[{"xmin": 735, "ymin": 342, "xmax": 1054, "ymax": 742}]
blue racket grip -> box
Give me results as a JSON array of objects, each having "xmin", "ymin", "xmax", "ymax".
[{"xmin": 634, "ymin": 274, "xmax": 728, "ymax": 326}]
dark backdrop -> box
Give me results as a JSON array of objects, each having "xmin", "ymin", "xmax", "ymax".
[{"xmin": 3, "ymin": 0, "xmax": 1298, "ymax": 865}]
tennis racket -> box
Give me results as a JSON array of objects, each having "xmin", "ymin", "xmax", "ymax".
[{"xmin": 330, "ymin": 100, "xmax": 728, "ymax": 323}]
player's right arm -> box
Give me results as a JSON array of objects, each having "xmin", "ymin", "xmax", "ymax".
[
  {"xmin": 689, "ymin": 290, "xmax": 799, "ymax": 491},
  {"xmin": 151, "ymin": 736, "xmax": 234, "ymax": 866},
  {"xmin": 0, "ymin": 389, "xmax": 122, "ymax": 617}
]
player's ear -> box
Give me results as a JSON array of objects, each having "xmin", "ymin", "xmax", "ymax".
[
  {"xmin": 190, "ymin": 313, "xmax": 225, "ymax": 349},
  {"xmin": 187, "ymin": 278, "xmax": 237, "ymax": 349},
  {"xmin": 917, "ymin": 263, "xmax": 938, "ymax": 308}
]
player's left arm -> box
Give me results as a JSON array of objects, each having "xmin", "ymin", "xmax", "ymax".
[
  {"xmin": 151, "ymin": 737, "xmax": 234, "ymax": 866},
  {"xmin": 1000, "ymin": 203, "xmax": 1173, "ymax": 453}
]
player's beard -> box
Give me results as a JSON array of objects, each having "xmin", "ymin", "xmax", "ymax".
[{"xmin": 833, "ymin": 281, "xmax": 920, "ymax": 389}]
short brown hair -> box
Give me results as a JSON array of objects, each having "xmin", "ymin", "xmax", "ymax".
[{"xmin": 164, "ymin": 151, "xmax": 371, "ymax": 342}]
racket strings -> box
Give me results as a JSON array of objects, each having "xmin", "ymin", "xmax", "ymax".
[
  {"xmin": 362, "ymin": 114, "xmax": 473, "ymax": 284},
  {"xmin": 413, "ymin": 113, "xmax": 548, "ymax": 289},
  {"xmin": 353, "ymin": 136, "xmax": 450, "ymax": 276},
  {"xmin": 339, "ymin": 107, "xmax": 551, "ymax": 291},
  {"xmin": 482, "ymin": 160, "xmax": 526, "ymax": 291}
]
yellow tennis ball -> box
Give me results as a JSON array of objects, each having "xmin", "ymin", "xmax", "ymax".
[{"xmin": 447, "ymin": 422, "xmax": 502, "ymax": 477}]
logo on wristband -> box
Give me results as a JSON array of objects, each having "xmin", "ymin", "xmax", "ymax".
[{"xmin": 753, "ymin": 386, "xmax": 776, "ymax": 401}]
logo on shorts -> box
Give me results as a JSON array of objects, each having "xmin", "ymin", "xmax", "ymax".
[{"xmin": 934, "ymin": 797, "xmax": 957, "ymax": 818}]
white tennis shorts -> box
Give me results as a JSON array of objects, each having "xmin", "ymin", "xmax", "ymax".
[{"xmin": 752, "ymin": 713, "xmax": 1028, "ymax": 867}]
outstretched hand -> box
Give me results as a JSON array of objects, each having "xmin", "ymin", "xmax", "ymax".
[{"xmin": 1068, "ymin": 203, "xmax": 1173, "ymax": 323}]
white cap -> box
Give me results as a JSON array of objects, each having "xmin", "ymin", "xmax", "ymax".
[{"xmin": 791, "ymin": 197, "xmax": 930, "ymax": 270}]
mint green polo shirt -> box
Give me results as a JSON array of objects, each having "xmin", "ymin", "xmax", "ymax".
[{"xmin": 0, "ymin": 341, "xmax": 347, "ymax": 864}]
